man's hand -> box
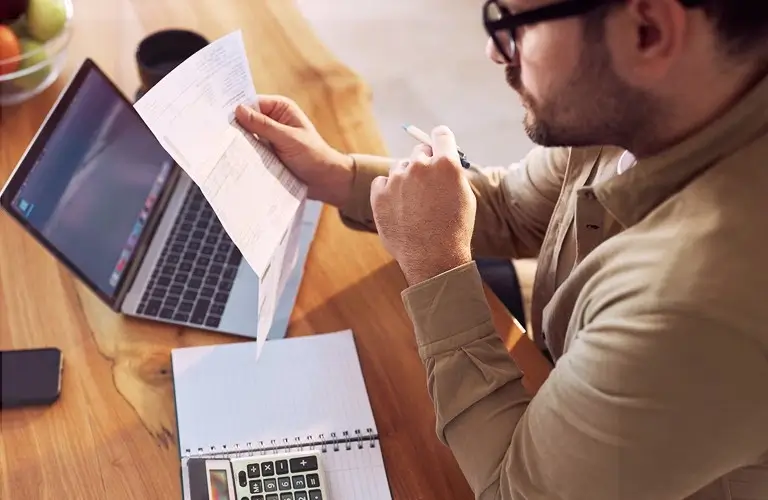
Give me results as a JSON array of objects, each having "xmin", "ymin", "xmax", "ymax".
[
  {"xmin": 370, "ymin": 126, "xmax": 477, "ymax": 286},
  {"xmin": 235, "ymin": 96, "xmax": 354, "ymax": 207}
]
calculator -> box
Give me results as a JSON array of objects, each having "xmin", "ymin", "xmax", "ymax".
[
  {"xmin": 230, "ymin": 450, "xmax": 328, "ymax": 500},
  {"xmin": 184, "ymin": 450, "xmax": 329, "ymax": 500}
]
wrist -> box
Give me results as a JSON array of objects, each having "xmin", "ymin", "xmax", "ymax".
[
  {"xmin": 401, "ymin": 251, "xmax": 473, "ymax": 286},
  {"xmin": 316, "ymin": 150, "xmax": 355, "ymax": 207}
]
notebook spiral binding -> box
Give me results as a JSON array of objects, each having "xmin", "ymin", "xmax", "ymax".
[{"xmin": 184, "ymin": 427, "xmax": 378, "ymax": 459}]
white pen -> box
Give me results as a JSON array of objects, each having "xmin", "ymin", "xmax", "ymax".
[{"xmin": 401, "ymin": 124, "xmax": 471, "ymax": 168}]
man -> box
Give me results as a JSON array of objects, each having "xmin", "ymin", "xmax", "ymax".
[{"xmin": 234, "ymin": 0, "xmax": 768, "ymax": 497}]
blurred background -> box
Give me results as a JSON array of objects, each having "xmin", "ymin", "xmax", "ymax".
[{"xmin": 296, "ymin": 0, "xmax": 535, "ymax": 167}]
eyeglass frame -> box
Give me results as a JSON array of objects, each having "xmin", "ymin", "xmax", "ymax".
[{"xmin": 483, "ymin": 0, "xmax": 705, "ymax": 64}]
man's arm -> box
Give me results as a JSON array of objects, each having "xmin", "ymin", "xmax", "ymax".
[
  {"xmin": 338, "ymin": 146, "xmax": 569, "ymax": 259},
  {"xmin": 402, "ymin": 262, "xmax": 768, "ymax": 499}
]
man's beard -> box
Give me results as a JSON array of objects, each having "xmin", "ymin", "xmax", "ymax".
[{"xmin": 505, "ymin": 43, "xmax": 656, "ymax": 149}]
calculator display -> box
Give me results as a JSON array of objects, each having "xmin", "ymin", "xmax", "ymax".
[{"xmin": 209, "ymin": 469, "xmax": 231, "ymax": 500}]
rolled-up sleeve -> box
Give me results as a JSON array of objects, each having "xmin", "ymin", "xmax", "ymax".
[
  {"xmin": 401, "ymin": 264, "xmax": 768, "ymax": 500},
  {"xmin": 338, "ymin": 146, "xmax": 569, "ymax": 258}
]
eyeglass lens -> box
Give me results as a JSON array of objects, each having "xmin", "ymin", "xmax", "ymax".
[{"xmin": 484, "ymin": 1, "xmax": 517, "ymax": 61}]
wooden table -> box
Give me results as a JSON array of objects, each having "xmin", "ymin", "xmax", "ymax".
[{"xmin": 0, "ymin": 0, "xmax": 552, "ymax": 498}]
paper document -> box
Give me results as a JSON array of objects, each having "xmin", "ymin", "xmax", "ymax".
[
  {"xmin": 256, "ymin": 210, "xmax": 293, "ymax": 343},
  {"xmin": 134, "ymin": 30, "xmax": 307, "ymax": 355}
]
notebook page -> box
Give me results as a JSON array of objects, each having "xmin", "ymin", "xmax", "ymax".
[
  {"xmin": 323, "ymin": 445, "xmax": 393, "ymax": 500},
  {"xmin": 171, "ymin": 330, "xmax": 377, "ymax": 455}
]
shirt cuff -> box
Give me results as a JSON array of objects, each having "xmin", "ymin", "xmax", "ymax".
[
  {"xmin": 401, "ymin": 261, "xmax": 494, "ymax": 360},
  {"xmin": 338, "ymin": 153, "xmax": 393, "ymax": 231}
]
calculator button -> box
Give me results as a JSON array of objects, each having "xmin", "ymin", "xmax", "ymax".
[
  {"xmin": 291, "ymin": 476, "xmax": 306, "ymax": 489},
  {"xmin": 280, "ymin": 493, "xmax": 294, "ymax": 500},
  {"xmin": 247, "ymin": 464, "xmax": 261, "ymax": 478},
  {"xmin": 251, "ymin": 496, "xmax": 264, "ymax": 500},
  {"xmin": 305, "ymin": 474, "xmax": 320, "ymax": 488},
  {"xmin": 275, "ymin": 459, "xmax": 289, "ymax": 475},
  {"xmin": 249, "ymin": 480, "xmax": 263, "ymax": 494},
  {"xmin": 264, "ymin": 478, "xmax": 277, "ymax": 492},
  {"xmin": 289, "ymin": 456, "xmax": 318, "ymax": 473},
  {"xmin": 261, "ymin": 461, "xmax": 275, "ymax": 476},
  {"xmin": 309, "ymin": 490, "xmax": 323, "ymax": 500},
  {"xmin": 239, "ymin": 470, "xmax": 247, "ymax": 486},
  {"xmin": 278, "ymin": 477, "xmax": 292, "ymax": 491},
  {"xmin": 294, "ymin": 492, "xmax": 308, "ymax": 500},
  {"xmin": 266, "ymin": 495, "xmax": 278, "ymax": 500}
]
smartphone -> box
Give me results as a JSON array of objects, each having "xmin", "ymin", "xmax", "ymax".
[{"xmin": 0, "ymin": 347, "xmax": 63, "ymax": 409}]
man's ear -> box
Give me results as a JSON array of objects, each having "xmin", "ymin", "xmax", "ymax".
[{"xmin": 609, "ymin": 0, "xmax": 689, "ymax": 84}]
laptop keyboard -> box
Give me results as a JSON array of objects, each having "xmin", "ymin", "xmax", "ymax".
[{"xmin": 137, "ymin": 187, "xmax": 242, "ymax": 328}]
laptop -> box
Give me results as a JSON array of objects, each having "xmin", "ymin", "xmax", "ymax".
[{"xmin": 0, "ymin": 58, "xmax": 265, "ymax": 339}]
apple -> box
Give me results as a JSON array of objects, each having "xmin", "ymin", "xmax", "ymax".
[
  {"xmin": 26, "ymin": 0, "xmax": 67, "ymax": 43},
  {"xmin": 0, "ymin": 0, "xmax": 29, "ymax": 24},
  {"xmin": 0, "ymin": 26, "xmax": 21, "ymax": 75},
  {"xmin": 13, "ymin": 38, "xmax": 50, "ymax": 90}
]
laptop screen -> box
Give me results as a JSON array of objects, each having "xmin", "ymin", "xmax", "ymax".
[{"xmin": 7, "ymin": 64, "xmax": 174, "ymax": 299}]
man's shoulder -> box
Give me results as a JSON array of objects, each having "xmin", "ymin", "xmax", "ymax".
[
  {"xmin": 593, "ymin": 170, "xmax": 768, "ymax": 347},
  {"xmin": 615, "ymin": 132, "xmax": 768, "ymax": 275},
  {"xmin": 684, "ymin": 133, "xmax": 768, "ymax": 212}
]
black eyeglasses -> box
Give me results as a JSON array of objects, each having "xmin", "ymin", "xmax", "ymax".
[{"xmin": 483, "ymin": 0, "xmax": 705, "ymax": 63}]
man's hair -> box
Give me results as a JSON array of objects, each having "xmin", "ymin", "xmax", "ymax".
[
  {"xmin": 586, "ymin": 0, "xmax": 768, "ymax": 57},
  {"xmin": 698, "ymin": 0, "xmax": 768, "ymax": 56}
]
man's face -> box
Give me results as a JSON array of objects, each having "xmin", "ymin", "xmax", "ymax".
[{"xmin": 488, "ymin": 0, "xmax": 656, "ymax": 148}]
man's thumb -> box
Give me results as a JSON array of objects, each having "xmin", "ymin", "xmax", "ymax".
[{"xmin": 235, "ymin": 104, "xmax": 285, "ymax": 141}]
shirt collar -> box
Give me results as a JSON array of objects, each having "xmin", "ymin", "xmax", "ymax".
[{"xmin": 593, "ymin": 70, "xmax": 768, "ymax": 228}]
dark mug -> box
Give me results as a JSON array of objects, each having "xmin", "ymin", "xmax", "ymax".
[{"xmin": 134, "ymin": 29, "xmax": 209, "ymax": 101}]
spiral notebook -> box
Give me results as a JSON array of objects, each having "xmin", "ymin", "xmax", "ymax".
[{"xmin": 170, "ymin": 330, "xmax": 393, "ymax": 499}]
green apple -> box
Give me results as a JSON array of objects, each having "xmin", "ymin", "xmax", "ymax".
[
  {"xmin": 13, "ymin": 39, "xmax": 51, "ymax": 90},
  {"xmin": 26, "ymin": 0, "xmax": 67, "ymax": 43}
]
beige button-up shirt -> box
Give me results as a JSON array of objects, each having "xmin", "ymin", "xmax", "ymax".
[{"xmin": 338, "ymin": 72, "xmax": 768, "ymax": 499}]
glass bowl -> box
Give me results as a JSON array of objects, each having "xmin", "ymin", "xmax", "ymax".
[{"xmin": 0, "ymin": 0, "xmax": 73, "ymax": 106}]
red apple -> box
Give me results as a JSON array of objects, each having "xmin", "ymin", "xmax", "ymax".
[
  {"xmin": 0, "ymin": 25, "xmax": 21, "ymax": 75},
  {"xmin": 0, "ymin": 0, "xmax": 29, "ymax": 24}
]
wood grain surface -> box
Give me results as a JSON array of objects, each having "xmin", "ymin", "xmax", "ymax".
[{"xmin": 0, "ymin": 0, "xmax": 552, "ymax": 498}]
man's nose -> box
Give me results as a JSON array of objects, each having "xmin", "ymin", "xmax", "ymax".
[{"xmin": 485, "ymin": 37, "xmax": 507, "ymax": 65}]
